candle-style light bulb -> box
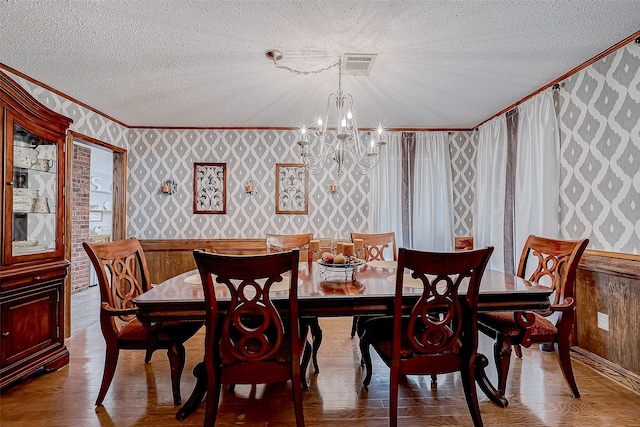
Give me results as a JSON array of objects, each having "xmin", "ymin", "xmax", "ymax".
[
  {"xmin": 375, "ymin": 124, "xmax": 387, "ymax": 146},
  {"xmin": 297, "ymin": 126, "xmax": 309, "ymax": 148},
  {"xmin": 347, "ymin": 110, "xmax": 353, "ymax": 120}
]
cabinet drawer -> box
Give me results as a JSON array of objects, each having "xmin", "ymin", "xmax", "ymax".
[{"xmin": 0, "ymin": 268, "xmax": 66, "ymax": 291}]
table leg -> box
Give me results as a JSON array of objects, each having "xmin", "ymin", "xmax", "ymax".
[
  {"xmin": 310, "ymin": 319, "xmax": 322, "ymax": 373},
  {"xmin": 475, "ymin": 353, "xmax": 509, "ymax": 408},
  {"xmin": 176, "ymin": 361, "xmax": 207, "ymax": 421}
]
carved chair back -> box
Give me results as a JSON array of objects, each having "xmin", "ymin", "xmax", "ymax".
[
  {"xmin": 83, "ymin": 237, "xmax": 151, "ymax": 329},
  {"xmin": 193, "ymin": 250, "xmax": 306, "ymax": 425},
  {"xmin": 194, "ymin": 249, "xmax": 302, "ymax": 365},
  {"xmin": 83, "ymin": 237, "xmax": 202, "ymax": 407},
  {"xmin": 266, "ymin": 232, "xmax": 313, "ymax": 262},
  {"xmin": 351, "ymin": 232, "xmax": 397, "ymax": 261},
  {"xmin": 517, "ymin": 235, "xmax": 588, "ymax": 316},
  {"xmin": 396, "ymin": 246, "xmax": 493, "ymax": 357}
]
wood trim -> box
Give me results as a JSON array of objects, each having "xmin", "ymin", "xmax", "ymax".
[
  {"xmin": 64, "ymin": 132, "xmax": 73, "ymax": 338},
  {"xmin": 68, "ymin": 130, "xmax": 126, "ymax": 153},
  {"xmin": 583, "ymin": 249, "xmax": 640, "ymax": 262},
  {"xmin": 68, "ymin": 130, "xmax": 127, "ymax": 241},
  {"xmin": 130, "ymin": 126, "xmax": 476, "ymax": 132},
  {"xmin": 132, "ymin": 126, "xmax": 300, "ymax": 130},
  {"xmin": 112, "ymin": 151, "xmax": 126, "ymax": 240},
  {"xmin": 578, "ymin": 249, "xmax": 640, "ymax": 279},
  {"xmin": 475, "ymin": 30, "xmax": 640, "ymax": 129},
  {"xmin": 572, "ymin": 347, "xmax": 640, "ymax": 396},
  {"xmin": 140, "ymin": 238, "xmax": 267, "ymax": 252},
  {"xmin": 384, "ymin": 127, "xmax": 474, "ymax": 132}
]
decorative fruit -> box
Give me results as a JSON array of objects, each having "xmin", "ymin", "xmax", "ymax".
[
  {"xmin": 322, "ymin": 252, "xmax": 334, "ymax": 264},
  {"xmin": 334, "ymin": 253, "xmax": 346, "ymax": 264}
]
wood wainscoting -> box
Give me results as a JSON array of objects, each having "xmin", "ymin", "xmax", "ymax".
[
  {"xmin": 575, "ymin": 249, "xmax": 640, "ymax": 393},
  {"xmin": 139, "ymin": 238, "xmax": 267, "ymax": 285}
]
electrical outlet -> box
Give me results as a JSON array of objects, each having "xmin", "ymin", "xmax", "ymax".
[{"xmin": 597, "ymin": 312, "xmax": 609, "ymax": 331}]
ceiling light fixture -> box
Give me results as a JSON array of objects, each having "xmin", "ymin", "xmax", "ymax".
[{"xmin": 266, "ymin": 49, "xmax": 386, "ymax": 176}]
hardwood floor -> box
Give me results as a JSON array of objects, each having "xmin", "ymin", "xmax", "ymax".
[{"xmin": 1, "ymin": 286, "xmax": 639, "ymax": 426}]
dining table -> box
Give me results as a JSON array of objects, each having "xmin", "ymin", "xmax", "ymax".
[{"xmin": 135, "ymin": 259, "xmax": 552, "ymax": 420}]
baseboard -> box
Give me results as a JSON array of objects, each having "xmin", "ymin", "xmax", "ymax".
[{"xmin": 572, "ymin": 346, "xmax": 640, "ymax": 395}]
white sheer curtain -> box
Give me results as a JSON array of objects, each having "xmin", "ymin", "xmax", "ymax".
[
  {"xmin": 413, "ymin": 132, "xmax": 454, "ymax": 250},
  {"xmin": 515, "ymin": 90, "xmax": 560, "ymax": 257},
  {"xmin": 369, "ymin": 131, "xmax": 404, "ymax": 249},
  {"xmin": 474, "ymin": 116, "xmax": 508, "ymax": 272}
]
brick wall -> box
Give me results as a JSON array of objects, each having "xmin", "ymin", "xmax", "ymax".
[{"xmin": 71, "ymin": 145, "xmax": 91, "ymax": 294}]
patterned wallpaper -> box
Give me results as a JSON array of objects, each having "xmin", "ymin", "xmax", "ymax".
[
  {"xmin": 557, "ymin": 41, "xmax": 640, "ymax": 253},
  {"xmin": 126, "ymin": 129, "xmax": 476, "ymax": 240},
  {"xmin": 449, "ymin": 131, "xmax": 477, "ymax": 237},
  {"xmin": 126, "ymin": 128, "xmax": 372, "ymax": 239}
]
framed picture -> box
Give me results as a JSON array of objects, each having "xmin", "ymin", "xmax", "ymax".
[
  {"xmin": 193, "ymin": 163, "xmax": 227, "ymax": 214},
  {"xmin": 275, "ymin": 163, "xmax": 308, "ymax": 214}
]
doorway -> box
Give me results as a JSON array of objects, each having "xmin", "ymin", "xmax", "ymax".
[{"xmin": 64, "ymin": 131, "xmax": 126, "ymax": 337}]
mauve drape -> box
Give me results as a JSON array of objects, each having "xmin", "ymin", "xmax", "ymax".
[{"xmin": 474, "ymin": 116, "xmax": 508, "ymax": 272}]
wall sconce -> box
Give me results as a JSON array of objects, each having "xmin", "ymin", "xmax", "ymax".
[
  {"xmin": 245, "ymin": 179, "xmax": 260, "ymax": 196},
  {"xmin": 160, "ymin": 179, "xmax": 177, "ymax": 196},
  {"xmin": 327, "ymin": 183, "xmax": 340, "ymax": 196}
]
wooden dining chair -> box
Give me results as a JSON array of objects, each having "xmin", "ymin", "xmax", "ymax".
[
  {"xmin": 350, "ymin": 232, "xmax": 398, "ymax": 337},
  {"xmin": 477, "ymin": 235, "xmax": 588, "ymax": 403},
  {"xmin": 359, "ymin": 246, "xmax": 494, "ymax": 427},
  {"xmin": 266, "ymin": 233, "xmax": 322, "ymax": 373},
  {"xmin": 83, "ymin": 237, "xmax": 202, "ymax": 406},
  {"xmin": 266, "ymin": 232, "xmax": 313, "ymax": 263},
  {"xmin": 193, "ymin": 249, "xmax": 311, "ymax": 427},
  {"xmin": 455, "ymin": 236, "xmax": 474, "ymax": 251},
  {"xmin": 428, "ymin": 236, "xmax": 476, "ymax": 390}
]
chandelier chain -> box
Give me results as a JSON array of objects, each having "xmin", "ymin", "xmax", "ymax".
[
  {"xmin": 270, "ymin": 57, "xmax": 340, "ymax": 76},
  {"xmin": 337, "ymin": 57, "xmax": 343, "ymax": 94}
]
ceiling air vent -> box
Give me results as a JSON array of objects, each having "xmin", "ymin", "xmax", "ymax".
[{"xmin": 341, "ymin": 53, "xmax": 377, "ymax": 75}]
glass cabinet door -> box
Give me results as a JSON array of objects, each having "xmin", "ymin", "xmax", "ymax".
[{"xmin": 9, "ymin": 122, "xmax": 60, "ymax": 258}]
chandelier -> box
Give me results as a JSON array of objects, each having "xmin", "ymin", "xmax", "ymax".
[{"xmin": 266, "ymin": 50, "xmax": 386, "ymax": 175}]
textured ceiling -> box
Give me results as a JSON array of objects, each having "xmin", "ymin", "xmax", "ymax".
[{"xmin": 1, "ymin": 0, "xmax": 639, "ymax": 129}]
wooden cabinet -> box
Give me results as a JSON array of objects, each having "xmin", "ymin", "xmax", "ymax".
[{"xmin": 0, "ymin": 70, "xmax": 72, "ymax": 390}]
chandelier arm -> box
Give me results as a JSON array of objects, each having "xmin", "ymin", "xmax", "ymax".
[
  {"xmin": 304, "ymin": 145, "xmax": 339, "ymax": 161},
  {"xmin": 351, "ymin": 154, "xmax": 381, "ymax": 174}
]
